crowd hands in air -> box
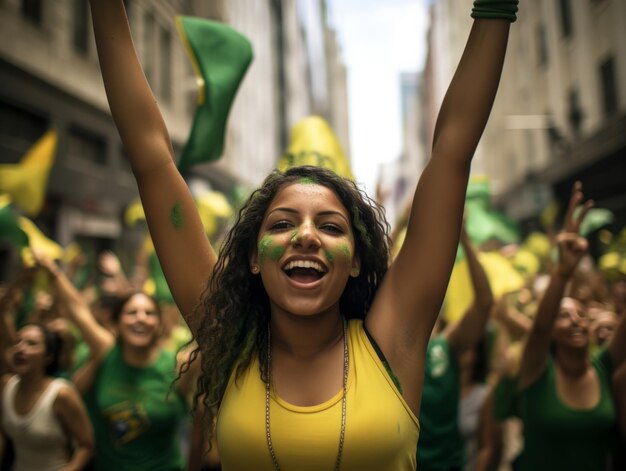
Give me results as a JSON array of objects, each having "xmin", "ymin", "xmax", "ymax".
[
  {"xmin": 1, "ymin": 0, "xmax": 626, "ymax": 469},
  {"xmin": 0, "ymin": 182, "xmax": 624, "ymax": 470}
]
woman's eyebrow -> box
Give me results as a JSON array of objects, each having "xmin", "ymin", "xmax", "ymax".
[
  {"xmin": 268, "ymin": 207, "xmax": 349, "ymax": 223},
  {"xmin": 318, "ymin": 210, "xmax": 350, "ymax": 224},
  {"xmin": 268, "ymin": 207, "xmax": 298, "ymax": 216}
]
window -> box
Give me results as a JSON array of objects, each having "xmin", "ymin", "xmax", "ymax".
[
  {"xmin": 73, "ymin": 0, "xmax": 89, "ymax": 54},
  {"xmin": 559, "ymin": 0, "xmax": 573, "ymax": 38},
  {"xmin": 536, "ymin": 24, "xmax": 548, "ymax": 67},
  {"xmin": 21, "ymin": 0, "xmax": 42, "ymax": 24},
  {"xmin": 143, "ymin": 12, "xmax": 155, "ymax": 87},
  {"xmin": 0, "ymin": 101, "xmax": 47, "ymax": 164},
  {"xmin": 567, "ymin": 88, "xmax": 583, "ymax": 135},
  {"xmin": 599, "ymin": 57, "xmax": 618, "ymax": 117},
  {"xmin": 67, "ymin": 127, "xmax": 107, "ymax": 166},
  {"xmin": 159, "ymin": 27, "xmax": 172, "ymax": 102}
]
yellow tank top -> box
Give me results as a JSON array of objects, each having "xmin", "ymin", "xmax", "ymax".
[{"xmin": 217, "ymin": 319, "xmax": 420, "ymax": 470}]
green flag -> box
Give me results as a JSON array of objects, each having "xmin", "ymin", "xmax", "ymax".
[
  {"xmin": 465, "ymin": 177, "xmax": 520, "ymax": 246},
  {"xmin": 0, "ymin": 196, "xmax": 29, "ymax": 248},
  {"xmin": 577, "ymin": 208, "xmax": 614, "ymax": 237},
  {"xmin": 176, "ymin": 16, "xmax": 253, "ymax": 170}
]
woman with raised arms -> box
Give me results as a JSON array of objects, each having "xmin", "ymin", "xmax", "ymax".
[{"xmin": 88, "ymin": 0, "xmax": 517, "ymax": 468}]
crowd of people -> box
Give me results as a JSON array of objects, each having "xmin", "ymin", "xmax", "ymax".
[
  {"xmin": 2, "ymin": 187, "xmax": 625, "ymax": 471},
  {"xmin": 1, "ymin": 0, "xmax": 625, "ymax": 470}
]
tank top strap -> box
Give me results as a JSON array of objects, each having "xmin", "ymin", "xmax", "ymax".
[
  {"xmin": 1, "ymin": 375, "xmax": 19, "ymax": 411},
  {"xmin": 36, "ymin": 378, "xmax": 68, "ymax": 412},
  {"xmin": 19, "ymin": 378, "xmax": 69, "ymax": 420}
]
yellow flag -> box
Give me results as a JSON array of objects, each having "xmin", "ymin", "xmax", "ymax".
[
  {"xmin": 196, "ymin": 190, "xmax": 233, "ymax": 238},
  {"xmin": 0, "ymin": 130, "xmax": 57, "ymax": 216},
  {"xmin": 278, "ymin": 116, "xmax": 353, "ymax": 180},
  {"xmin": 124, "ymin": 198, "xmax": 146, "ymax": 227},
  {"xmin": 443, "ymin": 251, "xmax": 525, "ymax": 323},
  {"xmin": 18, "ymin": 216, "xmax": 64, "ymax": 266}
]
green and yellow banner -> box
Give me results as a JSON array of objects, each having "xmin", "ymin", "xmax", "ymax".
[{"xmin": 176, "ymin": 16, "xmax": 253, "ymax": 170}]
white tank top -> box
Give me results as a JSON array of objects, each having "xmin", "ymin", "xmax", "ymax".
[{"xmin": 1, "ymin": 376, "xmax": 71, "ymax": 471}]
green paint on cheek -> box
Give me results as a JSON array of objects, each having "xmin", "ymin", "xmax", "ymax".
[
  {"xmin": 298, "ymin": 176, "xmax": 318, "ymax": 185},
  {"xmin": 270, "ymin": 245, "xmax": 285, "ymax": 261},
  {"xmin": 339, "ymin": 244, "xmax": 351, "ymax": 259},
  {"xmin": 170, "ymin": 202, "xmax": 183, "ymax": 228},
  {"xmin": 324, "ymin": 249, "xmax": 335, "ymax": 263},
  {"xmin": 258, "ymin": 235, "xmax": 272, "ymax": 263},
  {"xmin": 290, "ymin": 230, "xmax": 298, "ymax": 243}
]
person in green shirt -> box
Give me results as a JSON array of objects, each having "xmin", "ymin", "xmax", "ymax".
[
  {"xmin": 83, "ymin": 0, "xmax": 517, "ymax": 468},
  {"xmin": 417, "ymin": 223, "xmax": 494, "ymax": 471},
  {"xmin": 516, "ymin": 182, "xmax": 626, "ymax": 471},
  {"xmin": 36, "ymin": 255, "xmax": 197, "ymax": 471}
]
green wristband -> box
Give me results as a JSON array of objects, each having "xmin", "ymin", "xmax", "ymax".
[{"xmin": 471, "ymin": 0, "xmax": 519, "ymax": 23}]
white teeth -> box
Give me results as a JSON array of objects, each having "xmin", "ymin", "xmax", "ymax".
[{"xmin": 284, "ymin": 260, "xmax": 326, "ymax": 273}]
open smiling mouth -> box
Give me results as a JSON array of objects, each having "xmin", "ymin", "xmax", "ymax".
[
  {"xmin": 13, "ymin": 354, "xmax": 27, "ymax": 366},
  {"xmin": 283, "ymin": 260, "xmax": 327, "ymax": 284}
]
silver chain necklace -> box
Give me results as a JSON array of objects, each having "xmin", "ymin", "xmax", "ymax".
[{"xmin": 266, "ymin": 317, "xmax": 348, "ymax": 471}]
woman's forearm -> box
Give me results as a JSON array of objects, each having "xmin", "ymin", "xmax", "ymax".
[
  {"xmin": 432, "ymin": 20, "xmax": 510, "ymax": 162},
  {"xmin": 89, "ymin": 0, "xmax": 174, "ymax": 173}
]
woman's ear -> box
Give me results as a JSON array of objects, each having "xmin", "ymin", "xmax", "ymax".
[
  {"xmin": 250, "ymin": 251, "xmax": 260, "ymax": 274},
  {"xmin": 350, "ymin": 255, "xmax": 361, "ymax": 278}
]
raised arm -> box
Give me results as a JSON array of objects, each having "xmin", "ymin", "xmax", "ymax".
[
  {"xmin": 492, "ymin": 292, "xmax": 532, "ymax": 340},
  {"xmin": 447, "ymin": 223, "xmax": 494, "ymax": 355},
  {"xmin": 365, "ymin": 4, "xmax": 514, "ymax": 412},
  {"xmin": 475, "ymin": 390, "xmax": 503, "ymax": 471},
  {"xmin": 97, "ymin": 251, "xmax": 132, "ymax": 297},
  {"xmin": 35, "ymin": 255, "xmax": 114, "ymax": 363},
  {"xmin": 89, "ymin": 0, "xmax": 215, "ymax": 334},
  {"xmin": 518, "ymin": 182, "xmax": 592, "ymax": 389}
]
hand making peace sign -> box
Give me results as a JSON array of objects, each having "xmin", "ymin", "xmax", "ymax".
[{"xmin": 554, "ymin": 181, "xmax": 594, "ymax": 278}]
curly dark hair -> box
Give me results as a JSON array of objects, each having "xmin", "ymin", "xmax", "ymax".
[{"xmin": 182, "ymin": 166, "xmax": 391, "ymax": 446}]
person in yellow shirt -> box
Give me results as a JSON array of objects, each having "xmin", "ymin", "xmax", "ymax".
[{"xmin": 87, "ymin": 0, "xmax": 517, "ymax": 468}]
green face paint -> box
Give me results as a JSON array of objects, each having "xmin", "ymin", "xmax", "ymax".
[
  {"xmin": 258, "ymin": 235, "xmax": 273, "ymax": 263},
  {"xmin": 290, "ymin": 230, "xmax": 298, "ymax": 243},
  {"xmin": 297, "ymin": 176, "xmax": 319, "ymax": 185},
  {"xmin": 270, "ymin": 245, "xmax": 286, "ymax": 261},
  {"xmin": 324, "ymin": 249, "xmax": 335, "ymax": 263},
  {"xmin": 170, "ymin": 202, "xmax": 183, "ymax": 229},
  {"xmin": 339, "ymin": 243, "xmax": 351, "ymax": 259}
]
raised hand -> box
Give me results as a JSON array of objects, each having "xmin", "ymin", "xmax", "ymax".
[
  {"xmin": 98, "ymin": 251, "xmax": 122, "ymax": 277},
  {"xmin": 554, "ymin": 182, "xmax": 593, "ymax": 278}
]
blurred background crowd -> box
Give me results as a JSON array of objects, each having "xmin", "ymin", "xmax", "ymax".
[{"xmin": 1, "ymin": 0, "xmax": 625, "ymax": 470}]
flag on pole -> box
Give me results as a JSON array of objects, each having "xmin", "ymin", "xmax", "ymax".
[
  {"xmin": 175, "ymin": 16, "xmax": 253, "ymax": 170},
  {"xmin": 0, "ymin": 129, "xmax": 57, "ymax": 216}
]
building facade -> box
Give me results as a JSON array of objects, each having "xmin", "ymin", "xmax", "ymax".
[
  {"xmin": 485, "ymin": 0, "xmax": 626, "ymax": 230},
  {"xmin": 420, "ymin": 0, "xmax": 626, "ymax": 232},
  {"xmin": 0, "ymin": 0, "xmax": 350, "ymax": 276}
]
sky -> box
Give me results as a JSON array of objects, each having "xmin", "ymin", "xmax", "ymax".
[{"xmin": 327, "ymin": 0, "xmax": 430, "ymax": 196}]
